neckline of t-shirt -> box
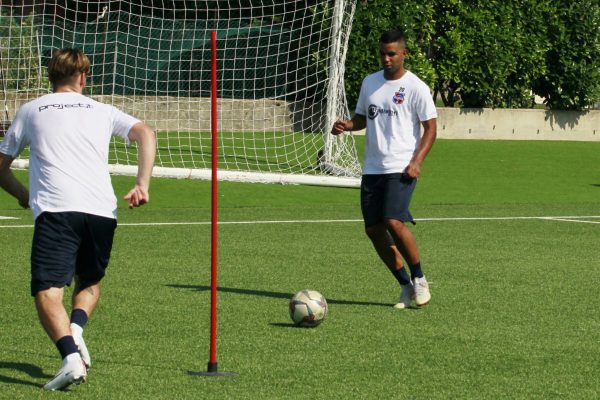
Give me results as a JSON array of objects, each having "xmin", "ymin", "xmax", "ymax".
[{"xmin": 381, "ymin": 70, "xmax": 412, "ymax": 83}]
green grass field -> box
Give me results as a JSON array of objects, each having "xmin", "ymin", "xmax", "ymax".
[{"xmin": 1, "ymin": 139, "xmax": 599, "ymax": 399}]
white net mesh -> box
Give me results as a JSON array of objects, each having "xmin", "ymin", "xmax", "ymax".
[{"xmin": 0, "ymin": 1, "xmax": 360, "ymax": 186}]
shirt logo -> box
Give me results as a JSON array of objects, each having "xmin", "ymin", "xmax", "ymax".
[
  {"xmin": 368, "ymin": 104, "xmax": 380, "ymax": 120},
  {"xmin": 38, "ymin": 103, "xmax": 93, "ymax": 112},
  {"xmin": 368, "ymin": 104, "xmax": 399, "ymax": 120},
  {"xmin": 393, "ymin": 87, "xmax": 406, "ymax": 104}
]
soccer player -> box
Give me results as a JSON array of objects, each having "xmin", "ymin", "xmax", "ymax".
[
  {"xmin": 332, "ymin": 29, "xmax": 437, "ymax": 309},
  {"xmin": 0, "ymin": 48, "xmax": 156, "ymax": 390}
]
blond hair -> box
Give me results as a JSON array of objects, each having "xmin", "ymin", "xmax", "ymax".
[{"xmin": 47, "ymin": 48, "xmax": 91, "ymax": 87}]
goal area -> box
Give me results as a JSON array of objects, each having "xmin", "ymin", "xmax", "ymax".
[{"xmin": 0, "ymin": 1, "xmax": 361, "ymax": 187}]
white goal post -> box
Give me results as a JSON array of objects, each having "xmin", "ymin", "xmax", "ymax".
[{"xmin": 0, "ymin": 1, "xmax": 361, "ymax": 187}]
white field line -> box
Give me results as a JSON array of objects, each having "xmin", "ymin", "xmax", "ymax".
[
  {"xmin": 543, "ymin": 217, "xmax": 600, "ymax": 225},
  {"xmin": 0, "ymin": 216, "xmax": 17, "ymax": 220},
  {"xmin": 0, "ymin": 215, "xmax": 599, "ymax": 229}
]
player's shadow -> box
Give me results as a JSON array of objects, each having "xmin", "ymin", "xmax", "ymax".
[
  {"xmin": 167, "ymin": 284, "xmax": 392, "ymax": 308},
  {"xmin": 0, "ymin": 361, "xmax": 53, "ymax": 388}
]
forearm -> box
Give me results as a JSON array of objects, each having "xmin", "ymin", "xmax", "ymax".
[
  {"xmin": 129, "ymin": 123, "xmax": 156, "ymax": 189},
  {"xmin": 412, "ymin": 120, "xmax": 437, "ymax": 165},
  {"xmin": 348, "ymin": 114, "xmax": 366, "ymax": 131},
  {"xmin": 136, "ymin": 133, "xmax": 156, "ymax": 189},
  {"xmin": 0, "ymin": 166, "xmax": 29, "ymax": 206}
]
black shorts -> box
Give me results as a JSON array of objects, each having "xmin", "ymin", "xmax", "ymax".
[
  {"xmin": 30, "ymin": 212, "xmax": 117, "ymax": 297},
  {"xmin": 360, "ymin": 173, "xmax": 417, "ymax": 228}
]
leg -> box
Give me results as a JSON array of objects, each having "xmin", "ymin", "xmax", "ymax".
[
  {"xmin": 365, "ymin": 223, "xmax": 415, "ymax": 309},
  {"xmin": 72, "ymin": 278, "xmax": 101, "ymax": 317},
  {"xmin": 384, "ymin": 218, "xmax": 420, "ymax": 266},
  {"xmin": 36, "ymin": 287, "xmax": 87, "ymax": 391},
  {"xmin": 70, "ymin": 278, "xmax": 100, "ymax": 369},
  {"xmin": 35, "ymin": 287, "xmax": 71, "ymax": 342},
  {"xmin": 385, "ymin": 218, "xmax": 431, "ymax": 306},
  {"xmin": 365, "ymin": 222, "xmax": 405, "ymax": 272},
  {"xmin": 361, "ymin": 175, "xmax": 413, "ymax": 308}
]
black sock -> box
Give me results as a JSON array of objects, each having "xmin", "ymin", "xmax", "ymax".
[
  {"xmin": 70, "ymin": 309, "xmax": 88, "ymax": 328},
  {"xmin": 55, "ymin": 335, "xmax": 79, "ymax": 359},
  {"xmin": 408, "ymin": 262, "xmax": 424, "ymax": 279},
  {"xmin": 391, "ymin": 267, "xmax": 412, "ymax": 286}
]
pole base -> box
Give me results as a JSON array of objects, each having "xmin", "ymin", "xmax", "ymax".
[{"xmin": 188, "ymin": 362, "xmax": 239, "ymax": 377}]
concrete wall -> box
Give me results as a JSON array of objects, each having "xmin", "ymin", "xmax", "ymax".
[
  {"xmin": 0, "ymin": 93, "xmax": 296, "ymax": 134},
  {"xmin": 2, "ymin": 92, "xmax": 599, "ymax": 141},
  {"xmin": 436, "ymin": 108, "xmax": 600, "ymax": 141},
  {"xmin": 354, "ymin": 108, "xmax": 600, "ymax": 141}
]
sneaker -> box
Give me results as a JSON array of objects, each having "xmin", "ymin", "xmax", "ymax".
[
  {"xmin": 71, "ymin": 323, "xmax": 91, "ymax": 370},
  {"xmin": 393, "ymin": 283, "xmax": 414, "ymax": 309},
  {"xmin": 43, "ymin": 353, "xmax": 87, "ymax": 391},
  {"xmin": 413, "ymin": 276, "xmax": 431, "ymax": 306}
]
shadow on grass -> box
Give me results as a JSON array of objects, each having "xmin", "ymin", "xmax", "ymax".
[
  {"xmin": 269, "ymin": 322, "xmax": 298, "ymax": 328},
  {"xmin": 0, "ymin": 361, "xmax": 52, "ymax": 388},
  {"xmin": 167, "ymin": 284, "xmax": 392, "ymax": 308}
]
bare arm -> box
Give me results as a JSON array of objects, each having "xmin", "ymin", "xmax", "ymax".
[
  {"xmin": 404, "ymin": 118, "xmax": 437, "ymax": 179},
  {"xmin": 123, "ymin": 122, "xmax": 156, "ymax": 208},
  {"xmin": 331, "ymin": 114, "xmax": 367, "ymax": 135},
  {"xmin": 0, "ymin": 153, "xmax": 29, "ymax": 209}
]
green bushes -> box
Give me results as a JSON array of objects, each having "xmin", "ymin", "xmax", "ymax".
[{"xmin": 346, "ymin": 0, "xmax": 600, "ymax": 110}]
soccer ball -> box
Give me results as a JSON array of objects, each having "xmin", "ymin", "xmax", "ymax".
[{"xmin": 289, "ymin": 289, "xmax": 328, "ymax": 327}]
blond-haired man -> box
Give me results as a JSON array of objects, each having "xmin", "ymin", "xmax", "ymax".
[{"xmin": 0, "ymin": 48, "xmax": 156, "ymax": 390}]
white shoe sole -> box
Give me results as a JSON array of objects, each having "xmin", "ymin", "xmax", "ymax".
[
  {"xmin": 415, "ymin": 297, "xmax": 431, "ymax": 307},
  {"xmin": 43, "ymin": 373, "xmax": 86, "ymax": 391}
]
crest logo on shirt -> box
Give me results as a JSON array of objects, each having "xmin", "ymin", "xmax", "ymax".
[
  {"xmin": 368, "ymin": 104, "xmax": 379, "ymax": 119},
  {"xmin": 393, "ymin": 87, "xmax": 406, "ymax": 104}
]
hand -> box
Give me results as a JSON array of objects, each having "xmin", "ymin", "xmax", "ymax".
[
  {"xmin": 403, "ymin": 161, "xmax": 421, "ymax": 179},
  {"xmin": 331, "ymin": 120, "xmax": 350, "ymax": 135},
  {"xmin": 124, "ymin": 185, "xmax": 149, "ymax": 209}
]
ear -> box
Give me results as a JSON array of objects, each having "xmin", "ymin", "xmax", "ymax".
[{"xmin": 79, "ymin": 73, "xmax": 86, "ymax": 89}]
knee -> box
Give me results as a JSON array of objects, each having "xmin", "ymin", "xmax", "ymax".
[
  {"xmin": 35, "ymin": 287, "xmax": 64, "ymax": 304},
  {"xmin": 365, "ymin": 225, "xmax": 382, "ymax": 240},
  {"xmin": 384, "ymin": 218, "xmax": 405, "ymax": 231},
  {"xmin": 365, "ymin": 224, "xmax": 387, "ymax": 241}
]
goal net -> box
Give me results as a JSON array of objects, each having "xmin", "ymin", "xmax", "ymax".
[{"xmin": 0, "ymin": 1, "xmax": 361, "ymax": 187}]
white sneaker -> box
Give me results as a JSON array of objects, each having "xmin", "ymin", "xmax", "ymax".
[
  {"xmin": 413, "ymin": 276, "xmax": 431, "ymax": 306},
  {"xmin": 71, "ymin": 324, "xmax": 91, "ymax": 370},
  {"xmin": 393, "ymin": 283, "xmax": 414, "ymax": 309},
  {"xmin": 43, "ymin": 353, "xmax": 87, "ymax": 391}
]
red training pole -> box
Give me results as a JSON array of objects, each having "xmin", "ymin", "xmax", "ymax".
[
  {"xmin": 208, "ymin": 29, "xmax": 218, "ymax": 373},
  {"xmin": 190, "ymin": 29, "xmax": 236, "ymax": 379}
]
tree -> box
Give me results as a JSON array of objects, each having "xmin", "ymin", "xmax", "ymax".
[
  {"xmin": 430, "ymin": 0, "xmax": 551, "ymax": 108},
  {"xmin": 533, "ymin": 0, "xmax": 600, "ymax": 110},
  {"xmin": 345, "ymin": 0, "xmax": 436, "ymax": 108},
  {"xmin": 346, "ymin": 0, "xmax": 600, "ymax": 110}
]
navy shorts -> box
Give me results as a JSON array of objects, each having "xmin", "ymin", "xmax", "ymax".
[
  {"xmin": 360, "ymin": 173, "xmax": 417, "ymax": 228},
  {"xmin": 30, "ymin": 212, "xmax": 117, "ymax": 297}
]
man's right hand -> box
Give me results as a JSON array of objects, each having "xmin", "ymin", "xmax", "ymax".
[{"xmin": 331, "ymin": 120, "xmax": 350, "ymax": 135}]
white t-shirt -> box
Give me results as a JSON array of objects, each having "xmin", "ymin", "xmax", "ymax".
[
  {"xmin": 0, "ymin": 92, "xmax": 140, "ymax": 220},
  {"xmin": 356, "ymin": 70, "xmax": 437, "ymax": 174}
]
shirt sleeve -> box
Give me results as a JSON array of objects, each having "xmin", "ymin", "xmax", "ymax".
[
  {"xmin": 355, "ymin": 78, "xmax": 368, "ymax": 116},
  {"xmin": 0, "ymin": 108, "xmax": 30, "ymax": 158},
  {"xmin": 110, "ymin": 106, "xmax": 142, "ymax": 144},
  {"xmin": 415, "ymin": 82, "xmax": 437, "ymax": 122}
]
